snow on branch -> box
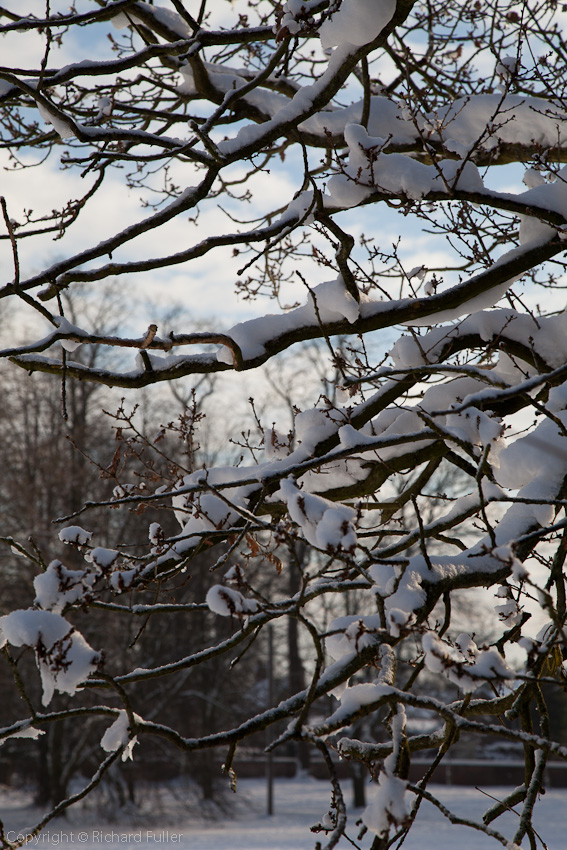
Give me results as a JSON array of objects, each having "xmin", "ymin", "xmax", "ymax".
[
  {"xmin": 0, "ymin": 609, "xmax": 100, "ymax": 705},
  {"xmin": 3, "ymin": 1, "xmax": 567, "ymax": 846}
]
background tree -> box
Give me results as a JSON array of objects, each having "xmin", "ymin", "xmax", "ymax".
[
  {"xmin": 3, "ymin": 1, "xmax": 567, "ymax": 849},
  {"xmin": 0, "ymin": 317, "xmax": 261, "ymax": 809}
]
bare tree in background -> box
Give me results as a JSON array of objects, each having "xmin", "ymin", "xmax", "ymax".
[{"xmin": 3, "ymin": 1, "xmax": 567, "ymax": 847}]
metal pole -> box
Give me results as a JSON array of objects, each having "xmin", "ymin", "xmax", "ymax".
[{"xmin": 266, "ymin": 624, "xmax": 274, "ymax": 815}]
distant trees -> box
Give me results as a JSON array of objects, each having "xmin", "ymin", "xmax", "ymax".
[
  {"xmin": 0, "ymin": 353, "xmax": 268, "ymax": 808},
  {"xmin": 3, "ymin": 1, "xmax": 567, "ymax": 848}
]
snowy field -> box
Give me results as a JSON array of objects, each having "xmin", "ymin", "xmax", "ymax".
[{"xmin": 1, "ymin": 777, "xmax": 565, "ymax": 849}]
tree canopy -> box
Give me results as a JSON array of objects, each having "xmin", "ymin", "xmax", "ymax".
[{"xmin": 2, "ymin": 1, "xmax": 567, "ymax": 847}]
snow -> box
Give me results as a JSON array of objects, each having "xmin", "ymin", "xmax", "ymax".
[
  {"xmin": 138, "ymin": 2, "xmax": 192, "ymax": 37},
  {"xmin": 52, "ymin": 316, "xmax": 85, "ymax": 351},
  {"xmin": 445, "ymin": 405, "xmax": 504, "ymax": 456},
  {"xmin": 112, "ymin": 2, "xmax": 192, "ymax": 37},
  {"xmin": 111, "ymin": 11, "xmax": 132, "ymax": 29},
  {"xmin": 34, "ymin": 560, "xmax": 95, "ymax": 613},
  {"xmin": 0, "ymin": 725, "xmax": 44, "ymax": 745},
  {"xmin": 311, "ymin": 277, "xmax": 361, "ymax": 324},
  {"xmin": 422, "ymin": 631, "xmax": 512, "ymax": 693},
  {"xmin": 301, "ymin": 95, "xmax": 419, "ymax": 142},
  {"xmin": 390, "ymin": 308, "xmax": 567, "ymax": 371},
  {"xmin": 100, "ymin": 710, "xmax": 140, "ymax": 762},
  {"xmin": 363, "ymin": 773, "xmax": 410, "ymax": 837},
  {"xmin": 1, "ymin": 778, "xmax": 565, "ymax": 850},
  {"xmin": 206, "ymin": 585, "xmax": 259, "ymax": 617},
  {"xmin": 293, "ymin": 407, "xmax": 344, "ymax": 454},
  {"xmin": 205, "ymin": 86, "xmax": 567, "ymax": 168},
  {"xmin": 455, "ymin": 633, "xmax": 479, "ymax": 662},
  {"xmin": 327, "ymin": 122, "xmax": 485, "ymax": 207},
  {"xmin": 494, "ymin": 598, "xmax": 522, "ymax": 626},
  {"xmin": 278, "ymin": 478, "xmax": 357, "ymax": 553},
  {"xmin": 363, "ymin": 707, "xmax": 410, "ymax": 837},
  {"xmin": 496, "ymin": 56, "xmax": 519, "ymax": 79},
  {"xmin": 430, "ymin": 94, "xmax": 567, "ymax": 150},
  {"xmin": 37, "ymin": 101, "xmax": 76, "ymax": 139},
  {"xmin": 169, "ymin": 467, "xmax": 257, "ymax": 555},
  {"xmin": 497, "ymin": 410, "xmax": 567, "ymax": 491},
  {"xmin": 369, "ymin": 562, "xmax": 397, "ymax": 597},
  {"xmin": 326, "ymin": 613, "xmax": 384, "ymax": 663},
  {"xmin": 280, "ymin": 190, "xmax": 316, "ymax": 225},
  {"xmin": 59, "ymin": 525, "xmax": 93, "ymax": 546},
  {"xmin": 110, "ymin": 565, "xmax": 142, "ymax": 592},
  {"xmin": 85, "ymin": 547, "xmax": 120, "ymax": 570},
  {"xmin": 0, "ymin": 609, "xmax": 100, "ymax": 705},
  {"xmin": 149, "ymin": 522, "xmax": 166, "ymax": 552},
  {"xmin": 517, "ymin": 165, "xmax": 567, "ymax": 244},
  {"xmin": 216, "ymin": 277, "xmax": 364, "ymax": 365},
  {"xmin": 325, "ymin": 682, "xmax": 393, "ymax": 728},
  {"xmin": 217, "ymin": 43, "xmax": 361, "ymax": 157},
  {"xmin": 319, "ymin": 0, "xmax": 396, "ymax": 49},
  {"xmin": 376, "ymin": 534, "xmax": 535, "ymax": 641},
  {"xmin": 96, "ymin": 96, "xmax": 112, "ymax": 118}
]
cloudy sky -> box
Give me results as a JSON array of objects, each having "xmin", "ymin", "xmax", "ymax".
[
  {"xmin": 1, "ymin": 0, "xmax": 556, "ymax": 356},
  {"xmin": 0, "ymin": 0, "xmax": 438, "ymax": 351}
]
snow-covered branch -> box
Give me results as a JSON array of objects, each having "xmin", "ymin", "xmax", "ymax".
[{"xmin": 3, "ymin": 1, "xmax": 567, "ymax": 846}]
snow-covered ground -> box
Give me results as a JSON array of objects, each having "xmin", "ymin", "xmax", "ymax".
[{"xmin": 1, "ymin": 777, "xmax": 564, "ymax": 849}]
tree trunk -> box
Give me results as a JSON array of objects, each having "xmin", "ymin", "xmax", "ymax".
[{"xmin": 288, "ymin": 542, "xmax": 310, "ymax": 773}]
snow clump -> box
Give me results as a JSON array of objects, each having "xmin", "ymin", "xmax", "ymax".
[
  {"xmin": 319, "ymin": 0, "xmax": 396, "ymax": 50},
  {"xmin": 101, "ymin": 709, "xmax": 141, "ymax": 761},
  {"xmin": 422, "ymin": 631, "xmax": 512, "ymax": 692},
  {"xmin": 0, "ymin": 609, "xmax": 100, "ymax": 705},
  {"xmin": 206, "ymin": 585, "xmax": 259, "ymax": 618},
  {"xmin": 278, "ymin": 478, "xmax": 357, "ymax": 552},
  {"xmin": 34, "ymin": 560, "xmax": 96, "ymax": 613},
  {"xmin": 363, "ymin": 706, "xmax": 410, "ymax": 837},
  {"xmin": 58, "ymin": 525, "xmax": 93, "ymax": 546}
]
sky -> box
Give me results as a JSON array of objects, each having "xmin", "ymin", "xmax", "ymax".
[
  {"xmin": 0, "ymin": 2, "xmax": 292, "ymax": 335},
  {"xmin": 0, "ymin": 2, "xmax": 314, "ymax": 330},
  {"xmin": 0, "ymin": 0, "xmax": 443, "ymax": 351},
  {"xmin": 3, "ymin": 2, "xmax": 567, "ymax": 547},
  {"xmin": 2, "ymin": 0, "xmax": 567, "ymax": 339},
  {"xmin": 2, "ymin": 3, "xmax": 566, "ymax": 508}
]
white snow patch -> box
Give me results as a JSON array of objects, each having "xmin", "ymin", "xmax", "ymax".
[
  {"xmin": 0, "ymin": 609, "xmax": 100, "ymax": 705},
  {"xmin": 319, "ymin": 0, "xmax": 395, "ymax": 49},
  {"xmin": 206, "ymin": 585, "xmax": 259, "ymax": 618},
  {"xmin": 101, "ymin": 709, "xmax": 141, "ymax": 761},
  {"xmin": 59, "ymin": 526, "xmax": 93, "ymax": 546}
]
